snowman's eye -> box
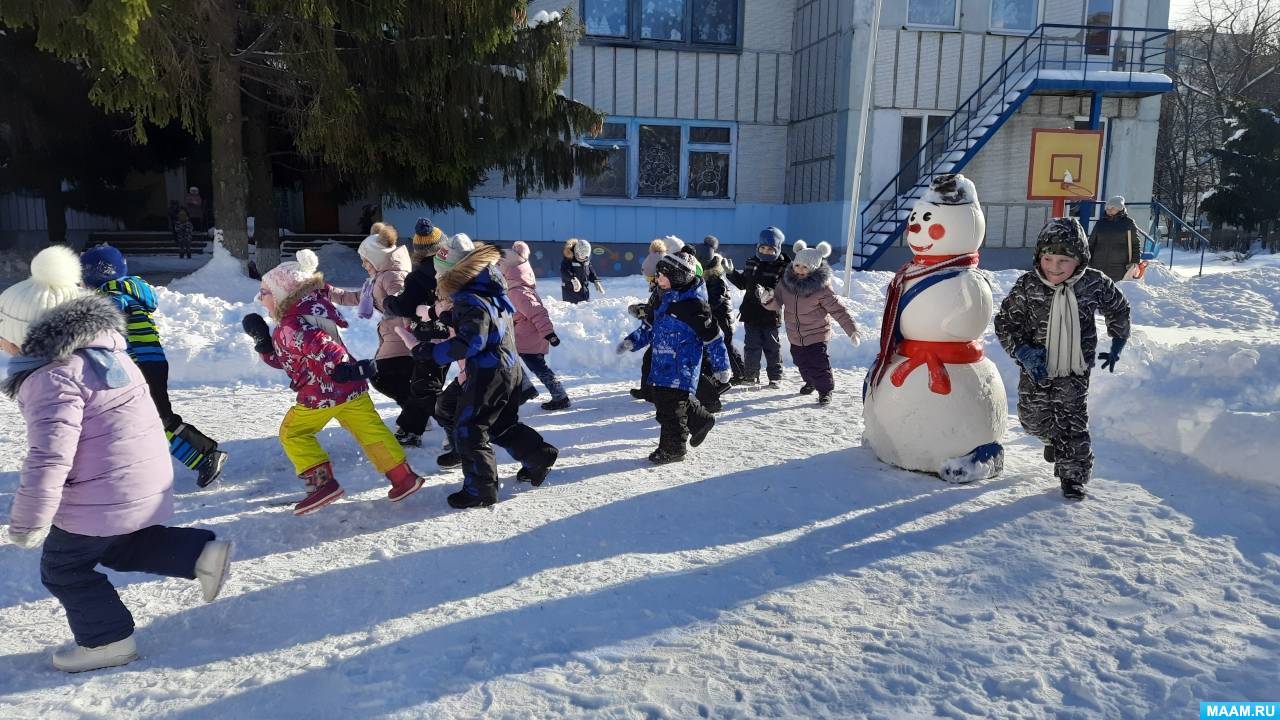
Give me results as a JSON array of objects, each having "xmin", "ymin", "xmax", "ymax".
[
  {"xmin": 922, "ymin": 212, "xmax": 933, "ymax": 221},
  {"xmin": 909, "ymin": 212, "xmax": 916, "ymax": 222}
]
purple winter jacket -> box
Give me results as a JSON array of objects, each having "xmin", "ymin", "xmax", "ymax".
[{"xmin": 5, "ymin": 294, "xmax": 174, "ymax": 537}]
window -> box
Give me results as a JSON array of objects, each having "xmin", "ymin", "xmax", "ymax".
[
  {"xmin": 583, "ymin": 123, "xmax": 629, "ymax": 197},
  {"xmin": 990, "ymin": 0, "xmax": 1039, "ymax": 33},
  {"xmin": 898, "ymin": 114, "xmax": 949, "ymax": 196},
  {"xmin": 582, "ymin": 118, "xmax": 736, "ymax": 200},
  {"xmin": 583, "ymin": 0, "xmax": 740, "ymax": 48},
  {"xmin": 907, "ymin": 0, "xmax": 959, "ymax": 28},
  {"xmin": 1084, "ymin": 0, "xmax": 1115, "ymax": 57}
]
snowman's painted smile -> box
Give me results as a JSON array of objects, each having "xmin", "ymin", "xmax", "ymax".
[{"xmin": 909, "ymin": 242, "xmax": 934, "ymax": 252}]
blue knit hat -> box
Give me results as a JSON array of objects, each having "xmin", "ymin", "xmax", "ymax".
[
  {"xmin": 414, "ymin": 217, "xmax": 434, "ymax": 236},
  {"xmin": 80, "ymin": 244, "xmax": 128, "ymax": 288},
  {"xmin": 758, "ymin": 226, "xmax": 784, "ymax": 250}
]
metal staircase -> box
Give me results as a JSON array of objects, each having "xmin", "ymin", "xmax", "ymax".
[{"xmin": 853, "ymin": 23, "xmax": 1175, "ymax": 270}]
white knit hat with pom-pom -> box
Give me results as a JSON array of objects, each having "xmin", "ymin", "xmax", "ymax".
[
  {"xmin": 0, "ymin": 246, "xmax": 87, "ymax": 347},
  {"xmin": 261, "ymin": 248, "xmax": 321, "ymax": 301},
  {"xmin": 791, "ymin": 240, "xmax": 832, "ymax": 271}
]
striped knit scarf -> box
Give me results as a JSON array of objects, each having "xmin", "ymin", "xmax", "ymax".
[{"xmin": 867, "ymin": 253, "xmax": 980, "ymax": 394}]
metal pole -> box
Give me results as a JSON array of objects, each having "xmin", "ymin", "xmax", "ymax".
[{"xmin": 843, "ymin": 0, "xmax": 885, "ymax": 297}]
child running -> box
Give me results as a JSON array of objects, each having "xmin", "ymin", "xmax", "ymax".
[
  {"xmin": 1, "ymin": 246, "xmax": 231, "ymax": 673},
  {"xmin": 761, "ymin": 241, "xmax": 860, "ymax": 405},
  {"xmin": 618, "ymin": 251, "xmax": 730, "ymax": 464},
  {"xmin": 728, "ymin": 226, "xmax": 790, "ymax": 387},
  {"xmin": 499, "ymin": 241, "xmax": 570, "ymax": 411},
  {"xmin": 994, "ymin": 218, "xmax": 1131, "ymax": 500},
  {"xmin": 79, "ymin": 244, "xmax": 228, "ymax": 487},
  {"xmin": 240, "ymin": 249, "xmax": 427, "ymax": 515}
]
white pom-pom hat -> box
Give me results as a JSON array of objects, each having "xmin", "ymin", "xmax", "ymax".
[
  {"xmin": 0, "ymin": 246, "xmax": 87, "ymax": 347},
  {"xmin": 261, "ymin": 248, "xmax": 321, "ymax": 301},
  {"xmin": 791, "ymin": 240, "xmax": 832, "ymax": 271}
]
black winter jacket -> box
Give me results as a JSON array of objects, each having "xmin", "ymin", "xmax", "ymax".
[
  {"xmin": 1088, "ymin": 213, "xmax": 1142, "ymax": 281},
  {"xmin": 727, "ymin": 253, "xmax": 790, "ymax": 327},
  {"xmin": 561, "ymin": 257, "xmax": 599, "ymax": 304},
  {"xmin": 701, "ymin": 253, "xmax": 734, "ymax": 322}
]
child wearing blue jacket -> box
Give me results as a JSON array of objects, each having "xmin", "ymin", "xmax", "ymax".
[
  {"xmin": 80, "ymin": 245, "xmax": 228, "ymax": 488},
  {"xmin": 619, "ymin": 252, "xmax": 730, "ymax": 464}
]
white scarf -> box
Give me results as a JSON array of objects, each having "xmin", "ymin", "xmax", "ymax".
[{"xmin": 1039, "ymin": 271, "xmax": 1087, "ymax": 377}]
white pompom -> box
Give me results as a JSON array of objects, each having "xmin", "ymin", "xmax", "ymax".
[
  {"xmin": 816, "ymin": 241, "xmax": 832, "ymax": 259},
  {"xmin": 29, "ymin": 245, "xmax": 83, "ymax": 289},
  {"xmin": 295, "ymin": 248, "xmax": 319, "ymax": 274},
  {"xmin": 792, "ymin": 240, "xmax": 808, "ymax": 253}
]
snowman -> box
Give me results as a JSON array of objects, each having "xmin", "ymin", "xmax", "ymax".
[{"xmin": 862, "ymin": 174, "xmax": 1007, "ymax": 483}]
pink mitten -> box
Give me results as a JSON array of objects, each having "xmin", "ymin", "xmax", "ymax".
[
  {"xmin": 393, "ymin": 325, "xmax": 420, "ymax": 350},
  {"xmin": 415, "ymin": 304, "xmax": 433, "ymax": 321}
]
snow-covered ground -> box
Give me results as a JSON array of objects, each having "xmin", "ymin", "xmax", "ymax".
[{"xmin": 1, "ymin": 248, "xmax": 1277, "ymax": 718}]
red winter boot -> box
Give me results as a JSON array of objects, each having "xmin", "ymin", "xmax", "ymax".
[
  {"xmin": 386, "ymin": 462, "xmax": 426, "ymax": 502},
  {"xmin": 295, "ymin": 462, "xmax": 344, "ymax": 516}
]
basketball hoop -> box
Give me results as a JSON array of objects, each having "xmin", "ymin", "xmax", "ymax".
[{"xmin": 1059, "ymin": 171, "xmax": 1094, "ymax": 198}]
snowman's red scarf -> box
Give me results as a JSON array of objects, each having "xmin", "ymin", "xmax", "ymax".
[
  {"xmin": 867, "ymin": 252, "xmax": 981, "ymax": 394},
  {"xmin": 890, "ymin": 340, "xmax": 984, "ymax": 394}
]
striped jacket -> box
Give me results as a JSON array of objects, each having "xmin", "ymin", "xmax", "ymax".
[{"xmin": 98, "ymin": 276, "xmax": 166, "ymax": 363}]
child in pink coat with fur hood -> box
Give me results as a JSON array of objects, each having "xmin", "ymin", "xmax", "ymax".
[
  {"xmin": 0, "ymin": 246, "xmax": 231, "ymax": 673},
  {"xmin": 761, "ymin": 240, "xmax": 859, "ymax": 406},
  {"xmin": 500, "ymin": 241, "xmax": 570, "ymax": 410}
]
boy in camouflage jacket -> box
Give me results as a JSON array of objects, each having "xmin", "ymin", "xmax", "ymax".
[{"xmin": 994, "ymin": 218, "xmax": 1131, "ymax": 500}]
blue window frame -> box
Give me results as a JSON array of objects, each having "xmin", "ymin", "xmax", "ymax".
[
  {"xmin": 583, "ymin": 118, "xmax": 737, "ymax": 201},
  {"xmin": 581, "ymin": 0, "xmax": 742, "ymax": 51}
]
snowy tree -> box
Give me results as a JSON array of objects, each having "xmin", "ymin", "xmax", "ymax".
[
  {"xmin": 0, "ymin": 2, "xmax": 603, "ymax": 263},
  {"xmin": 1200, "ymin": 102, "xmax": 1280, "ymax": 243}
]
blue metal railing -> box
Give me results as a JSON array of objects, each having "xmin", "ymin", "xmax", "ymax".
[{"xmin": 855, "ymin": 23, "xmax": 1175, "ymax": 270}]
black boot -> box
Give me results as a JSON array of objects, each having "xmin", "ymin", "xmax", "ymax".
[
  {"xmin": 196, "ymin": 450, "xmax": 228, "ymax": 488},
  {"xmin": 689, "ymin": 414, "xmax": 715, "ymax": 448},
  {"xmin": 395, "ymin": 428, "xmax": 423, "ymax": 447},
  {"xmin": 447, "ymin": 489, "xmax": 497, "ymax": 509},
  {"xmin": 648, "ymin": 447, "xmax": 686, "ymax": 465},
  {"xmin": 437, "ymin": 450, "xmax": 462, "ymax": 468},
  {"xmin": 541, "ymin": 396, "xmax": 571, "ymax": 411},
  {"xmin": 817, "ymin": 391, "xmax": 832, "ymax": 405},
  {"xmin": 1060, "ymin": 478, "xmax": 1087, "ymax": 500},
  {"xmin": 799, "ymin": 383, "xmax": 815, "ymax": 395},
  {"xmin": 516, "ymin": 445, "xmax": 559, "ymax": 487}
]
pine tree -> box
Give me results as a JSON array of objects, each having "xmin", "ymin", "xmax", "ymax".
[
  {"xmin": 1, "ymin": 2, "xmax": 602, "ymax": 262},
  {"xmin": 1201, "ymin": 102, "xmax": 1280, "ymax": 239},
  {"xmin": 0, "ymin": 29, "xmax": 194, "ymax": 244}
]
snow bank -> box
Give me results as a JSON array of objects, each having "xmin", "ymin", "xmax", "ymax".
[{"xmin": 148, "ymin": 256, "xmax": 1279, "ymax": 487}]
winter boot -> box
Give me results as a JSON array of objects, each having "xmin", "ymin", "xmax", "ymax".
[
  {"xmin": 385, "ymin": 462, "xmax": 426, "ymax": 502},
  {"xmin": 541, "ymin": 396, "xmax": 571, "ymax": 411},
  {"xmin": 767, "ymin": 380, "xmax": 781, "ymax": 390},
  {"xmin": 516, "ymin": 444, "xmax": 559, "ymax": 487},
  {"xmin": 395, "ymin": 428, "xmax": 423, "ymax": 447},
  {"xmin": 799, "ymin": 383, "xmax": 815, "ymax": 395},
  {"xmin": 737, "ymin": 373, "xmax": 760, "ymax": 386},
  {"xmin": 689, "ymin": 414, "xmax": 716, "ymax": 448},
  {"xmin": 196, "ymin": 450, "xmax": 229, "ymax": 488},
  {"xmin": 630, "ymin": 387, "xmax": 650, "ymax": 401},
  {"xmin": 294, "ymin": 462, "xmax": 344, "ymax": 516},
  {"xmin": 648, "ymin": 447, "xmax": 686, "ymax": 465},
  {"xmin": 194, "ymin": 540, "xmax": 233, "ymax": 603},
  {"xmin": 817, "ymin": 391, "xmax": 832, "ymax": 405},
  {"xmin": 447, "ymin": 487, "xmax": 497, "ymax": 509},
  {"xmin": 52, "ymin": 636, "xmax": 138, "ymax": 673},
  {"xmin": 437, "ymin": 436, "xmax": 462, "ymax": 468},
  {"xmin": 1060, "ymin": 478, "xmax": 1087, "ymax": 501}
]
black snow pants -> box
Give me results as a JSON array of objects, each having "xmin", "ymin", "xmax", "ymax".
[{"xmin": 1017, "ymin": 372, "xmax": 1093, "ymax": 483}]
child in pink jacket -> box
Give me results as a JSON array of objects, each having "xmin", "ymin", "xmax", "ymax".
[
  {"xmin": 330, "ymin": 223, "xmax": 434, "ymax": 446},
  {"xmin": 0, "ymin": 246, "xmax": 231, "ymax": 673},
  {"xmin": 762, "ymin": 241, "xmax": 859, "ymax": 405},
  {"xmin": 499, "ymin": 241, "xmax": 570, "ymax": 411}
]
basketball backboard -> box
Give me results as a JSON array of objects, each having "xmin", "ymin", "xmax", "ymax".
[{"xmin": 1027, "ymin": 128, "xmax": 1103, "ymax": 200}]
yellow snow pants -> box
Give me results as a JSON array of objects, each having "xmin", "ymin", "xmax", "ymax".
[{"xmin": 279, "ymin": 393, "xmax": 405, "ymax": 476}]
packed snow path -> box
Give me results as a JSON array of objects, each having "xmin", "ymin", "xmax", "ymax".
[{"xmin": 1, "ymin": 371, "xmax": 1277, "ymax": 718}]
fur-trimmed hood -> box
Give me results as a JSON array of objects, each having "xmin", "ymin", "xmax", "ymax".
[
  {"xmin": 780, "ymin": 262, "xmax": 832, "ymax": 297},
  {"xmin": 3, "ymin": 294, "xmax": 125, "ymax": 396},
  {"xmin": 438, "ymin": 245, "xmax": 503, "ymax": 298},
  {"xmin": 272, "ymin": 275, "xmax": 326, "ymax": 322},
  {"xmin": 562, "ymin": 238, "xmax": 577, "ymax": 259},
  {"xmin": 12, "ymin": 293, "xmax": 124, "ymax": 363}
]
